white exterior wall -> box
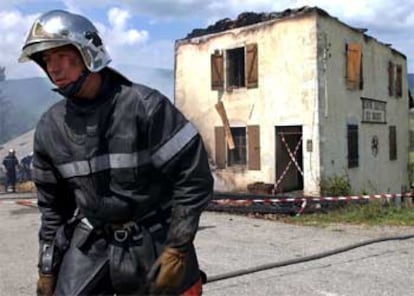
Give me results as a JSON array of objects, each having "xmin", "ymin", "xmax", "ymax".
[
  {"xmin": 317, "ymin": 16, "xmax": 409, "ymax": 194},
  {"xmin": 175, "ymin": 15, "xmax": 321, "ymax": 194},
  {"xmin": 175, "ymin": 10, "xmax": 409, "ymax": 195}
]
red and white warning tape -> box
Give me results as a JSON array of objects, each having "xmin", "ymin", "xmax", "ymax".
[
  {"xmin": 211, "ymin": 192, "xmax": 414, "ymax": 216},
  {"xmin": 212, "ymin": 192, "xmax": 413, "ymax": 205},
  {"xmin": 298, "ymin": 192, "xmax": 413, "ymax": 202},
  {"xmin": 0, "ymin": 199, "xmax": 37, "ymax": 207},
  {"xmin": 2, "ymin": 193, "xmax": 413, "ymax": 215}
]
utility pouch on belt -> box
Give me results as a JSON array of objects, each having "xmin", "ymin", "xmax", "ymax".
[
  {"xmin": 40, "ymin": 217, "xmax": 81, "ymax": 274},
  {"xmin": 39, "ymin": 243, "xmax": 56, "ymax": 274},
  {"xmin": 55, "ymin": 216, "xmax": 80, "ymax": 253}
]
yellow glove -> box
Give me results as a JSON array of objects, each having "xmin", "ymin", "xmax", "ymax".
[
  {"xmin": 148, "ymin": 247, "xmax": 186, "ymax": 293},
  {"xmin": 36, "ymin": 272, "xmax": 55, "ymax": 296}
]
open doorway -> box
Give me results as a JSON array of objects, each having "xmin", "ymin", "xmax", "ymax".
[{"xmin": 275, "ymin": 126, "xmax": 303, "ymax": 192}]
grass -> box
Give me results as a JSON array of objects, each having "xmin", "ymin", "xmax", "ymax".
[{"xmin": 288, "ymin": 199, "xmax": 414, "ymax": 227}]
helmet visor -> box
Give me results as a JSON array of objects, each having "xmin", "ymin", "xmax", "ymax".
[{"xmin": 18, "ymin": 40, "xmax": 71, "ymax": 63}]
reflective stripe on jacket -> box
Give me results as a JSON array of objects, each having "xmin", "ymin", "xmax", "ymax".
[{"xmin": 33, "ymin": 67, "xmax": 213, "ymax": 245}]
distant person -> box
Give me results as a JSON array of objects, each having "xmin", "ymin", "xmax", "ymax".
[
  {"xmin": 20, "ymin": 152, "xmax": 33, "ymax": 181},
  {"xmin": 19, "ymin": 9, "xmax": 213, "ymax": 296},
  {"xmin": 2, "ymin": 149, "xmax": 19, "ymax": 193}
]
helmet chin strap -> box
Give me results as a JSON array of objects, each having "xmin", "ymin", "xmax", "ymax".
[{"xmin": 54, "ymin": 69, "xmax": 90, "ymax": 98}]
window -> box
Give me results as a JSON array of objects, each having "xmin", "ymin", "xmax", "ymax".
[
  {"xmin": 210, "ymin": 43, "xmax": 258, "ymax": 90},
  {"xmin": 389, "ymin": 62, "xmax": 403, "ymax": 98},
  {"xmin": 215, "ymin": 125, "xmax": 261, "ymax": 169},
  {"xmin": 388, "ymin": 61, "xmax": 394, "ymax": 96},
  {"xmin": 389, "ymin": 126, "xmax": 397, "ymax": 160},
  {"xmin": 361, "ymin": 97, "xmax": 386, "ymax": 124},
  {"xmin": 346, "ymin": 43, "xmax": 363, "ymax": 90},
  {"xmin": 227, "ymin": 47, "xmax": 245, "ymax": 88},
  {"xmin": 410, "ymin": 130, "xmax": 414, "ymax": 150},
  {"xmin": 347, "ymin": 125, "xmax": 359, "ymax": 168},
  {"xmin": 227, "ymin": 127, "xmax": 247, "ymax": 166},
  {"xmin": 396, "ymin": 65, "xmax": 402, "ymax": 97}
]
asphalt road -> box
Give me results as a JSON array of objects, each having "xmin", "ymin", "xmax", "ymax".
[{"xmin": 0, "ymin": 198, "xmax": 414, "ymax": 295}]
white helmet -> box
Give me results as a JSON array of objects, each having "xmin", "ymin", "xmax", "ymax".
[{"xmin": 18, "ymin": 9, "xmax": 111, "ymax": 72}]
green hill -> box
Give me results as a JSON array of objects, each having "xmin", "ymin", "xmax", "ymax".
[
  {"xmin": 0, "ymin": 77, "xmax": 60, "ymax": 144},
  {"xmin": 0, "ymin": 66, "xmax": 174, "ymax": 144}
]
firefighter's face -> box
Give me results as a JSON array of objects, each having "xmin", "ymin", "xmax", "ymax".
[{"xmin": 42, "ymin": 45, "xmax": 85, "ymax": 88}]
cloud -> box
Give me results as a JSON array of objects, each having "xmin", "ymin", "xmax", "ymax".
[
  {"xmin": 110, "ymin": 39, "xmax": 173, "ymax": 70},
  {"xmin": 1, "ymin": 0, "xmax": 414, "ymax": 80},
  {"xmin": 0, "ymin": 5, "xmax": 152, "ymax": 79},
  {"xmin": 105, "ymin": 7, "xmax": 149, "ymax": 46},
  {"xmin": 98, "ymin": 7, "xmax": 163, "ymax": 72},
  {"xmin": 0, "ymin": 10, "xmax": 42, "ymax": 79},
  {"xmin": 116, "ymin": 0, "xmax": 414, "ymax": 66}
]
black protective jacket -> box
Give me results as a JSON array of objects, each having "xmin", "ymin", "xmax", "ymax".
[
  {"xmin": 3, "ymin": 154, "xmax": 18, "ymax": 173},
  {"xmin": 33, "ymin": 68, "xmax": 213, "ymax": 293}
]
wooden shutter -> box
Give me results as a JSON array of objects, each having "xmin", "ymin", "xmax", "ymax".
[
  {"xmin": 215, "ymin": 126, "xmax": 226, "ymax": 169},
  {"xmin": 246, "ymin": 44, "xmax": 258, "ymax": 88},
  {"xmin": 396, "ymin": 64, "xmax": 402, "ymax": 97},
  {"xmin": 388, "ymin": 61, "xmax": 394, "ymax": 96},
  {"xmin": 247, "ymin": 125, "xmax": 260, "ymax": 170},
  {"xmin": 211, "ymin": 51, "xmax": 224, "ymax": 90},
  {"xmin": 346, "ymin": 43, "xmax": 362, "ymax": 90}
]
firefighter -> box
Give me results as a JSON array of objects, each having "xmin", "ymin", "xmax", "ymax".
[
  {"xmin": 2, "ymin": 148, "xmax": 19, "ymax": 192},
  {"xmin": 20, "ymin": 152, "xmax": 33, "ymax": 181},
  {"xmin": 19, "ymin": 9, "xmax": 213, "ymax": 296}
]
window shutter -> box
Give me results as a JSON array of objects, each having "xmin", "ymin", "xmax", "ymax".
[
  {"xmin": 396, "ymin": 64, "xmax": 402, "ymax": 97},
  {"xmin": 246, "ymin": 44, "xmax": 258, "ymax": 88},
  {"xmin": 346, "ymin": 43, "xmax": 362, "ymax": 90},
  {"xmin": 215, "ymin": 126, "xmax": 226, "ymax": 169},
  {"xmin": 211, "ymin": 51, "xmax": 224, "ymax": 90},
  {"xmin": 388, "ymin": 61, "xmax": 394, "ymax": 96},
  {"xmin": 247, "ymin": 125, "xmax": 260, "ymax": 170}
]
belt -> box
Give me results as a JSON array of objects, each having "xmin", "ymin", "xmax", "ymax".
[
  {"xmin": 104, "ymin": 220, "xmax": 143, "ymax": 243},
  {"xmin": 80, "ymin": 208, "xmax": 172, "ymax": 244}
]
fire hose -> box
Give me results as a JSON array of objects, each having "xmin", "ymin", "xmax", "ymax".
[
  {"xmin": 4, "ymin": 195, "xmax": 413, "ymax": 285},
  {"xmin": 205, "ymin": 233, "xmax": 414, "ymax": 283}
]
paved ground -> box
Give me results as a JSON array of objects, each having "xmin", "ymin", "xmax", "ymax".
[
  {"xmin": 1, "ymin": 197, "xmax": 414, "ymax": 295},
  {"xmin": 199, "ymin": 213, "xmax": 414, "ymax": 296}
]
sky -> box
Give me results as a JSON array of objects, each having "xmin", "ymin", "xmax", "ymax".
[{"xmin": 2, "ymin": 0, "xmax": 414, "ymax": 81}]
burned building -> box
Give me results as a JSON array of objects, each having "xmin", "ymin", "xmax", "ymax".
[{"xmin": 174, "ymin": 6, "xmax": 409, "ymax": 195}]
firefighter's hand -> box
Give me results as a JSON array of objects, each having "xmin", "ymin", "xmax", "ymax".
[
  {"xmin": 36, "ymin": 272, "xmax": 55, "ymax": 296},
  {"xmin": 147, "ymin": 247, "xmax": 186, "ymax": 293}
]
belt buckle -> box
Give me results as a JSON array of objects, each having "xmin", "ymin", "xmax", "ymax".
[{"xmin": 113, "ymin": 229, "xmax": 128, "ymax": 243}]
